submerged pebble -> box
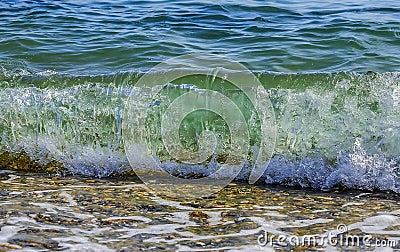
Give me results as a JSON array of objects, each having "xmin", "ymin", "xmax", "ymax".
[{"xmin": 0, "ymin": 172, "xmax": 398, "ymax": 251}]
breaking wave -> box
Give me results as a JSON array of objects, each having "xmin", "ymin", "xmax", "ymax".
[{"xmin": 0, "ymin": 67, "xmax": 399, "ymax": 193}]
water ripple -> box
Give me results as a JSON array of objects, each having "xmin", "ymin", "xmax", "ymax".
[{"xmin": 0, "ymin": 0, "xmax": 399, "ymax": 73}]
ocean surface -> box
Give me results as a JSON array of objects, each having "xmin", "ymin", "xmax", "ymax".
[
  {"xmin": 1, "ymin": 0, "xmax": 400, "ymax": 73},
  {"xmin": 1, "ymin": 0, "xmax": 400, "ymax": 193},
  {"xmin": 1, "ymin": 0, "xmax": 400, "ymax": 251}
]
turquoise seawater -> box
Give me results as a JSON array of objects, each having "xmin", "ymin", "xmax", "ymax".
[
  {"xmin": 1, "ymin": 0, "xmax": 400, "ymax": 73},
  {"xmin": 0, "ymin": 0, "xmax": 400, "ymax": 193}
]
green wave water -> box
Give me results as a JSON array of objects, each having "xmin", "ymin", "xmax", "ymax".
[
  {"xmin": 1, "ymin": 0, "xmax": 400, "ymax": 193},
  {"xmin": 0, "ymin": 69, "xmax": 399, "ymax": 192}
]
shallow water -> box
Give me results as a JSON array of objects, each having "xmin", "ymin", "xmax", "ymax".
[{"xmin": 0, "ymin": 170, "xmax": 399, "ymax": 251}]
